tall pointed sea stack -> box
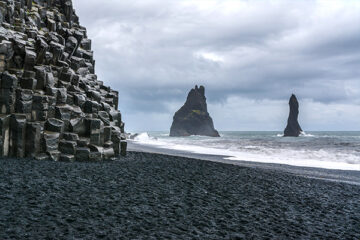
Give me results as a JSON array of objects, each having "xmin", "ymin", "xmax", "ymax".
[
  {"xmin": 170, "ymin": 85, "xmax": 220, "ymax": 137},
  {"xmin": 0, "ymin": 0, "xmax": 127, "ymax": 161},
  {"xmin": 284, "ymin": 94, "xmax": 303, "ymax": 137}
]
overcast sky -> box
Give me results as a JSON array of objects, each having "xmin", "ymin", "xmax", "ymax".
[{"xmin": 73, "ymin": 0, "xmax": 360, "ymax": 132}]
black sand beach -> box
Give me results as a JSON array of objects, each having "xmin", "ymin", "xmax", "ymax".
[{"xmin": 1, "ymin": 152, "xmax": 360, "ymax": 239}]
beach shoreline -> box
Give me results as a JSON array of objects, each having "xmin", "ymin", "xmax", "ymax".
[
  {"xmin": 128, "ymin": 141, "xmax": 360, "ymax": 186},
  {"xmin": 1, "ymin": 151, "xmax": 360, "ymax": 239}
]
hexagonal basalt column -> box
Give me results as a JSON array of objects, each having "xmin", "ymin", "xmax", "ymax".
[
  {"xmin": 10, "ymin": 114, "xmax": 27, "ymax": 158},
  {"xmin": 0, "ymin": 0, "xmax": 127, "ymax": 161},
  {"xmin": 0, "ymin": 115, "xmax": 10, "ymax": 157}
]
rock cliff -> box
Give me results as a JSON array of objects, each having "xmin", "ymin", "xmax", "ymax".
[
  {"xmin": 284, "ymin": 94, "xmax": 302, "ymax": 137},
  {"xmin": 0, "ymin": 0, "xmax": 127, "ymax": 161},
  {"xmin": 170, "ymin": 85, "xmax": 220, "ymax": 137}
]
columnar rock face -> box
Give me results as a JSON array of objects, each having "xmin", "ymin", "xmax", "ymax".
[
  {"xmin": 284, "ymin": 94, "xmax": 303, "ymax": 137},
  {"xmin": 170, "ymin": 85, "xmax": 220, "ymax": 137},
  {"xmin": 0, "ymin": 0, "xmax": 127, "ymax": 161}
]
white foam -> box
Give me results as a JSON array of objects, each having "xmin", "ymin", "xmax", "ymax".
[
  {"xmin": 133, "ymin": 132, "xmax": 153, "ymax": 142},
  {"xmin": 276, "ymin": 132, "xmax": 314, "ymax": 137},
  {"xmin": 130, "ymin": 132, "xmax": 360, "ymax": 171},
  {"xmin": 300, "ymin": 131, "xmax": 315, "ymax": 137}
]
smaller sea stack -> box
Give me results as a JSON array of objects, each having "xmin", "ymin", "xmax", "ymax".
[
  {"xmin": 284, "ymin": 94, "xmax": 303, "ymax": 137},
  {"xmin": 170, "ymin": 85, "xmax": 220, "ymax": 137}
]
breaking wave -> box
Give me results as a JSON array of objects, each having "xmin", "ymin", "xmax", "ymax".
[{"xmin": 129, "ymin": 131, "xmax": 360, "ymax": 171}]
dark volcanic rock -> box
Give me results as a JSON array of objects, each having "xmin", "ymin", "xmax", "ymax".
[
  {"xmin": 284, "ymin": 94, "xmax": 303, "ymax": 137},
  {"xmin": 170, "ymin": 85, "xmax": 220, "ymax": 137},
  {"xmin": 0, "ymin": 0, "xmax": 127, "ymax": 161},
  {"xmin": 0, "ymin": 152, "xmax": 360, "ymax": 239}
]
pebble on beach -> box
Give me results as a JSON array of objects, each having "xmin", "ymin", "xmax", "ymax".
[{"xmin": 0, "ymin": 152, "xmax": 359, "ymax": 239}]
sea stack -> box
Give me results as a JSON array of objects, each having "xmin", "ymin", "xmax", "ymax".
[
  {"xmin": 284, "ymin": 94, "xmax": 303, "ymax": 137},
  {"xmin": 170, "ymin": 85, "xmax": 220, "ymax": 137},
  {"xmin": 0, "ymin": 0, "xmax": 127, "ymax": 161}
]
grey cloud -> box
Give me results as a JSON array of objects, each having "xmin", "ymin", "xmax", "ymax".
[{"xmin": 73, "ymin": 0, "xmax": 360, "ymax": 131}]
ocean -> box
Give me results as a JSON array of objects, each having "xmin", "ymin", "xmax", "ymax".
[{"xmin": 128, "ymin": 131, "xmax": 360, "ymax": 171}]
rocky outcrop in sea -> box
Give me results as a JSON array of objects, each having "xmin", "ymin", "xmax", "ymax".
[
  {"xmin": 284, "ymin": 94, "xmax": 302, "ymax": 137},
  {"xmin": 170, "ymin": 85, "xmax": 219, "ymax": 137},
  {"xmin": 0, "ymin": 0, "xmax": 127, "ymax": 161}
]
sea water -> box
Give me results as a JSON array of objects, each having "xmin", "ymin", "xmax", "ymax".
[{"xmin": 129, "ymin": 131, "xmax": 360, "ymax": 171}]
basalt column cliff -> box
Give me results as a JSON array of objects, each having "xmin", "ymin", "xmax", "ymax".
[
  {"xmin": 170, "ymin": 85, "xmax": 220, "ymax": 137},
  {"xmin": 0, "ymin": 0, "xmax": 127, "ymax": 161},
  {"xmin": 284, "ymin": 94, "xmax": 303, "ymax": 137}
]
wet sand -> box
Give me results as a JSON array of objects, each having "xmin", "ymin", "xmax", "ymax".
[{"xmin": 0, "ymin": 151, "xmax": 360, "ymax": 239}]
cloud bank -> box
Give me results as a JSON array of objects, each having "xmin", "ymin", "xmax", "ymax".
[{"xmin": 73, "ymin": 0, "xmax": 360, "ymax": 131}]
